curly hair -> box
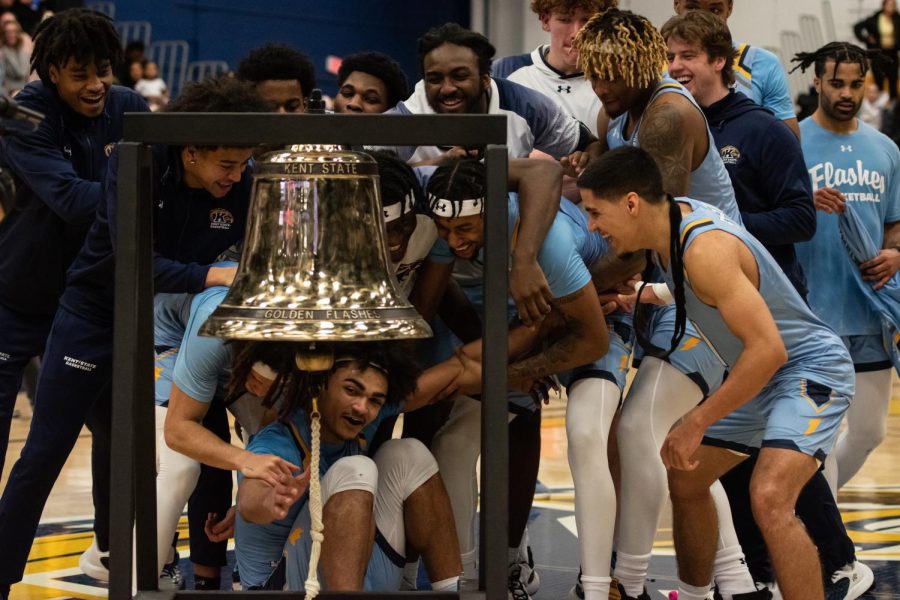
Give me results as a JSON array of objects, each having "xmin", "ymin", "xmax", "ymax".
[
  {"xmin": 661, "ymin": 10, "xmax": 737, "ymax": 86},
  {"xmin": 338, "ymin": 51, "xmax": 410, "ymax": 108},
  {"xmin": 573, "ymin": 9, "xmax": 667, "ymax": 89},
  {"xmin": 31, "ymin": 8, "xmax": 123, "ymax": 86},
  {"xmin": 166, "ymin": 75, "xmax": 271, "ymax": 113},
  {"xmin": 228, "ymin": 341, "xmax": 421, "ymax": 421},
  {"xmin": 418, "ymin": 22, "xmax": 496, "ymax": 76},
  {"xmin": 237, "ymin": 43, "xmax": 317, "ymax": 99},
  {"xmin": 530, "ymin": 0, "xmax": 617, "ymax": 16}
]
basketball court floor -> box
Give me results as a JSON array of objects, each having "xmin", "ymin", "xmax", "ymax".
[{"xmin": 3, "ymin": 387, "xmax": 900, "ymax": 599}]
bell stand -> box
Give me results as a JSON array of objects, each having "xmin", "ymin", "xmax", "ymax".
[{"xmin": 111, "ymin": 113, "xmax": 510, "ymax": 600}]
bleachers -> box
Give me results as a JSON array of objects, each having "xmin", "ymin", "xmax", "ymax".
[
  {"xmin": 114, "ymin": 20, "xmax": 151, "ymax": 49},
  {"xmin": 184, "ymin": 60, "xmax": 231, "ymax": 84},
  {"xmin": 85, "ymin": 1, "xmax": 115, "ymax": 19},
  {"xmin": 148, "ymin": 40, "xmax": 190, "ymax": 98}
]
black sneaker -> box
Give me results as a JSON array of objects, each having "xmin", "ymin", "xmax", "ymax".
[
  {"xmin": 159, "ymin": 549, "xmax": 185, "ymax": 591},
  {"xmin": 733, "ymin": 589, "xmax": 774, "ymax": 600}
]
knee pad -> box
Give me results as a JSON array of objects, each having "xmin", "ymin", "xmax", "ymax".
[
  {"xmin": 374, "ymin": 438, "xmax": 439, "ymax": 502},
  {"xmin": 321, "ymin": 454, "xmax": 378, "ymax": 504}
]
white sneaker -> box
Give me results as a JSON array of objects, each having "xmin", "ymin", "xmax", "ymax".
[
  {"xmin": 828, "ymin": 561, "xmax": 874, "ymax": 600},
  {"xmin": 514, "ymin": 545, "xmax": 540, "ymax": 595},
  {"xmin": 508, "ymin": 563, "xmax": 533, "ymax": 600},
  {"xmin": 78, "ymin": 537, "xmax": 110, "ymax": 582}
]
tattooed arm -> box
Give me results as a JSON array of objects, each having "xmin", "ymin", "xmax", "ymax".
[
  {"xmin": 506, "ymin": 281, "xmax": 608, "ymax": 384},
  {"xmin": 639, "ymin": 95, "xmax": 708, "ymax": 197}
]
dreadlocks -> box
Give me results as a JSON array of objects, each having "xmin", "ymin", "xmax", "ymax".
[
  {"xmin": 228, "ymin": 341, "xmax": 421, "ymax": 422},
  {"xmin": 791, "ymin": 41, "xmax": 879, "ymax": 78},
  {"xmin": 425, "ymin": 159, "xmax": 487, "ymax": 218},
  {"xmin": 31, "ymin": 8, "xmax": 123, "ymax": 86},
  {"xmin": 367, "ymin": 149, "xmax": 423, "ymax": 213},
  {"xmin": 574, "ymin": 9, "xmax": 667, "ymax": 89},
  {"xmin": 578, "ymin": 146, "xmax": 687, "ymax": 358}
]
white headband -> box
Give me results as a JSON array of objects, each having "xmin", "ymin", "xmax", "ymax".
[
  {"xmin": 383, "ymin": 190, "xmax": 416, "ymax": 224},
  {"xmin": 428, "ymin": 194, "xmax": 485, "ymax": 218}
]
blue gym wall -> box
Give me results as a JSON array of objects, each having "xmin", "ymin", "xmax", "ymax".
[{"xmin": 111, "ymin": 0, "xmax": 471, "ymax": 96}]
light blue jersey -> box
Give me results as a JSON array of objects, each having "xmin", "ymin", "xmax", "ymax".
[
  {"xmin": 668, "ymin": 199, "xmax": 853, "ymax": 458},
  {"xmin": 170, "ymin": 286, "xmax": 231, "ymax": 403},
  {"xmin": 732, "ymin": 43, "xmax": 795, "ymax": 122},
  {"xmin": 665, "ymin": 198, "xmax": 853, "ymax": 393},
  {"xmin": 796, "ymin": 118, "xmax": 900, "ymax": 337},
  {"xmin": 235, "ymin": 403, "xmax": 403, "ymax": 589},
  {"xmin": 154, "ymin": 261, "xmax": 237, "ymax": 406},
  {"xmin": 606, "ymin": 77, "xmax": 741, "ymax": 225},
  {"xmin": 428, "ymin": 194, "xmax": 592, "ymax": 298}
]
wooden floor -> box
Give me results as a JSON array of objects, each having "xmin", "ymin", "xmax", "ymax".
[{"xmin": 4, "ymin": 384, "xmax": 900, "ymax": 598}]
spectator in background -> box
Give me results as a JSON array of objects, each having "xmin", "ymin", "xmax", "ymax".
[
  {"xmin": 0, "ymin": 13, "xmax": 30, "ymax": 52},
  {"xmin": 135, "ymin": 60, "xmax": 168, "ymax": 111},
  {"xmin": 854, "ymin": 0, "xmax": 900, "ymax": 100},
  {"xmin": 114, "ymin": 40, "xmax": 145, "ymax": 88},
  {"xmin": 861, "ymin": 80, "xmax": 890, "ymax": 130},
  {"xmin": 237, "ymin": 43, "xmax": 315, "ymax": 113},
  {"xmin": 7, "ymin": 0, "xmax": 44, "ymax": 36},
  {"xmin": 1, "ymin": 18, "xmax": 31, "ymax": 95},
  {"xmin": 333, "ymin": 51, "xmax": 409, "ymax": 113}
]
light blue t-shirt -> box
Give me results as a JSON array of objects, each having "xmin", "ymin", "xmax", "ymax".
[
  {"xmin": 234, "ymin": 401, "xmax": 404, "ymax": 588},
  {"xmin": 170, "ymin": 286, "xmax": 231, "ymax": 403},
  {"xmin": 427, "ymin": 194, "xmax": 592, "ymax": 299},
  {"xmin": 665, "ymin": 198, "xmax": 853, "ymax": 396},
  {"xmin": 796, "ymin": 118, "xmax": 900, "ymax": 336},
  {"xmin": 733, "ymin": 43, "xmax": 795, "ymax": 122}
]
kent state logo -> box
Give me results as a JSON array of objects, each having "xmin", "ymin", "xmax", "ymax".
[
  {"xmin": 720, "ymin": 145, "xmax": 741, "ymax": 166},
  {"xmin": 209, "ymin": 208, "xmax": 234, "ymax": 230}
]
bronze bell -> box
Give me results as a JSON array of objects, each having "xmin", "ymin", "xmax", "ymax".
[{"xmin": 200, "ymin": 145, "xmax": 432, "ymax": 341}]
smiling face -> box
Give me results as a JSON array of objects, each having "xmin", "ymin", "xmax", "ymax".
[
  {"xmin": 334, "ymin": 71, "xmax": 390, "ymax": 113},
  {"xmin": 433, "ymin": 212, "xmax": 484, "ymax": 260},
  {"xmin": 181, "ymin": 146, "xmax": 253, "ymax": 198},
  {"xmin": 541, "ymin": 8, "xmax": 594, "ymax": 74},
  {"xmin": 49, "ymin": 57, "xmax": 113, "ymax": 118},
  {"xmin": 319, "ymin": 364, "xmax": 388, "ymax": 443},
  {"xmin": 579, "ymin": 188, "xmax": 644, "ymax": 253},
  {"xmin": 815, "ymin": 59, "xmax": 865, "ymax": 125},
  {"xmin": 385, "ymin": 210, "xmax": 417, "ymax": 262},
  {"xmin": 422, "ymin": 43, "xmax": 490, "ymax": 114},
  {"xmin": 673, "ymin": 0, "xmax": 733, "ymax": 20},
  {"xmin": 666, "ymin": 35, "xmax": 726, "ymax": 106}
]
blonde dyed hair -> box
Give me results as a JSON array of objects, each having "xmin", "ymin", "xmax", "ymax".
[{"xmin": 574, "ymin": 9, "xmax": 667, "ymax": 88}]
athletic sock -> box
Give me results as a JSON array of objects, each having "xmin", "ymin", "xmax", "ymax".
[
  {"xmin": 678, "ymin": 581, "xmax": 712, "ymax": 600},
  {"xmin": 193, "ymin": 575, "xmax": 220, "ymax": 590},
  {"xmin": 432, "ymin": 575, "xmax": 461, "ymax": 591},
  {"xmin": 614, "ymin": 551, "xmax": 652, "ymax": 598},
  {"xmin": 582, "ymin": 575, "xmax": 612, "ymax": 600},
  {"xmin": 714, "ymin": 545, "xmax": 757, "ymax": 600}
]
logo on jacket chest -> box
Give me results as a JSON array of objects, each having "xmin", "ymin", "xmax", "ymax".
[
  {"xmin": 209, "ymin": 208, "xmax": 234, "ymax": 230},
  {"xmin": 719, "ymin": 145, "xmax": 741, "ymax": 165}
]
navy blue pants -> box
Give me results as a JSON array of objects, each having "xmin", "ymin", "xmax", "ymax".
[
  {"xmin": 0, "ymin": 302, "xmax": 52, "ymax": 476},
  {"xmin": 0, "ymin": 307, "xmax": 113, "ymax": 588}
]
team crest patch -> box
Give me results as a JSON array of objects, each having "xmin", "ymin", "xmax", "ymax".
[
  {"xmin": 104, "ymin": 143, "xmax": 115, "ymax": 157},
  {"xmin": 210, "ymin": 208, "xmax": 234, "ymax": 230},
  {"xmin": 720, "ymin": 145, "xmax": 740, "ymax": 165}
]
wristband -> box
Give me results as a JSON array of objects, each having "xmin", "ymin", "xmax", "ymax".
[{"xmin": 633, "ymin": 281, "xmax": 675, "ymax": 305}]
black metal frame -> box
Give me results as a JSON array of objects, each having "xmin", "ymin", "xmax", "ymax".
[{"xmin": 111, "ymin": 113, "xmax": 510, "ymax": 600}]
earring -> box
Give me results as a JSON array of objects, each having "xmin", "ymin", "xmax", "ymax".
[{"xmin": 189, "ymin": 159, "xmax": 196, "ymax": 165}]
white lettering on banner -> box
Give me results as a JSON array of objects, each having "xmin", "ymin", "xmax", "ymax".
[{"xmin": 808, "ymin": 161, "xmax": 886, "ymax": 196}]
